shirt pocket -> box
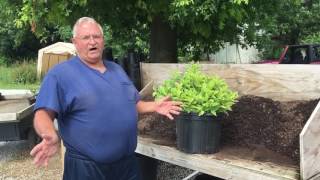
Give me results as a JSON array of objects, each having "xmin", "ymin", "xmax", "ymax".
[{"xmin": 120, "ymin": 82, "xmax": 136, "ymax": 102}]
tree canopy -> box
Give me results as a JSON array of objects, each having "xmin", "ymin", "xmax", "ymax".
[
  {"xmin": 242, "ymin": 0, "xmax": 320, "ymax": 58},
  {"xmin": 1, "ymin": 0, "xmax": 320, "ymax": 62},
  {"xmin": 13, "ymin": 0, "xmax": 251, "ymax": 62},
  {"xmin": 0, "ymin": 0, "xmax": 42, "ymax": 62}
]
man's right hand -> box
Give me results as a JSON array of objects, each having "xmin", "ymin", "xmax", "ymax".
[{"xmin": 30, "ymin": 133, "xmax": 60, "ymax": 167}]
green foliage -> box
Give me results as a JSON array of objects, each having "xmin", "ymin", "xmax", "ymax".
[
  {"xmin": 153, "ymin": 63, "xmax": 238, "ymax": 116},
  {"xmin": 170, "ymin": 0, "xmax": 249, "ymax": 60},
  {"xmin": 102, "ymin": 24, "xmax": 149, "ymax": 58},
  {"xmin": 55, "ymin": 25, "xmax": 72, "ymax": 42},
  {"xmin": 11, "ymin": 61, "xmax": 37, "ymax": 84},
  {"xmin": 0, "ymin": 0, "xmax": 44, "ymax": 63},
  {"xmin": 301, "ymin": 32, "xmax": 320, "ymax": 44},
  {"xmin": 9, "ymin": 0, "xmax": 251, "ymax": 61},
  {"xmin": 244, "ymin": 0, "xmax": 320, "ymax": 59},
  {"xmin": 0, "ymin": 56, "xmax": 8, "ymax": 66},
  {"xmin": 4, "ymin": 0, "xmax": 320, "ymax": 62}
]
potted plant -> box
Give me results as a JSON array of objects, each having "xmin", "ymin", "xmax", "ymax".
[{"xmin": 153, "ymin": 63, "xmax": 238, "ymax": 153}]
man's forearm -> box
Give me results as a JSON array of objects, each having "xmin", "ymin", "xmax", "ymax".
[
  {"xmin": 34, "ymin": 109, "xmax": 58, "ymax": 138},
  {"xmin": 136, "ymin": 101, "xmax": 156, "ymax": 114}
]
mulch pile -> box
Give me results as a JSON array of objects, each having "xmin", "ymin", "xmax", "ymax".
[{"xmin": 138, "ymin": 95, "xmax": 319, "ymax": 164}]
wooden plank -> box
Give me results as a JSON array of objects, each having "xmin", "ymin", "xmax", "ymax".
[
  {"xmin": 0, "ymin": 113, "xmax": 18, "ymax": 122},
  {"xmin": 309, "ymin": 173, "xmax": 320, "ymax": 180},
  {"xmin": 57, "ymin": 54, "xmax": 70, "ymax": 63},
  {"xmin": 0, "ymin": 99, "xmax": 30, "ymax": 114},
  {"xmin": 48, "ymin": 53, "xmax": 60, "ymax": 70},
  {"xmin": 136, "ymin": 136, "xmax": 299, "ymax": 180},
  {"xmin": 0, "ymin": 99, "xmax": 32, "ymax": 122},
  {"xmin": 37, "ymin": 50, "xmax": 43, "ymax": 80},
  {"xmin": 16, "ymin": 103, "xmax": 34, "ymax": 120},
  {"xmin": 141, "ymin": 63, "xmax": 320, "ymax": 101},
  {"xmin": 300, "ymin": 101, "xmax": 320, "ymax": 180},
  {"xmin": 39, "ymin": 53, "xmax": 72, "ymax": 78},
  {"xmin": 139, "ymin": 81, "xmax": 154, "ymax": 99},
  {"xmin": 41, "ymin": 53, "xmax": 51, "ymax": 78},
  {"xmin": 61, "ymin": 141, "xmax": 65, "ymax": 171},
  {"xmin": 0, "ymin": 90, "xmax": 33, "ymax": 100}
]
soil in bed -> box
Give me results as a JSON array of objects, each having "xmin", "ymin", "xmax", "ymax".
[{"xmin": 138, "ymin": 95, "xmax": 319, "ymax": 166}]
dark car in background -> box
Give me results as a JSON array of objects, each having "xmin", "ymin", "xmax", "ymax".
[{"xmin": 260, "ymin": 44, "xmax": 320, "ymax": 64}]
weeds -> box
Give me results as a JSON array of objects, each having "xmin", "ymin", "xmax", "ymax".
[
  {"xmin": 12, "ymin": 61, "xmax": 37, "ymax": 84},
  {"xmin": 0, "ymin": 59, "xmax": 39, "ymax": 90}
]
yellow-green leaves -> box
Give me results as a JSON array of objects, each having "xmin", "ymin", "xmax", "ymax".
[
  {"xmin": 153, "ymin": 63, "xmax": 238, "ymax": 116},
  {"xmin": 172, "ymin": 0, "xmax": 194, "ymax": 7},
  {"xmin": 233, "ymin": 0, "xmax": 249, "ymax": 5}
]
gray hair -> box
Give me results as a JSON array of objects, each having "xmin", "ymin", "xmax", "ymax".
[{"xmin": 72, "ymin": 17, "xmax": 103, "ymax": 38}]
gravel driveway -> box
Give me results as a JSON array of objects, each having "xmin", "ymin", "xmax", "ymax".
[
  {"xmin": 0, "ymin": 141, "xmax": 62, "ymax": 180},
  {"xmin": 0, "ymin": 140, "xmax": 208, "ymax": 180}
]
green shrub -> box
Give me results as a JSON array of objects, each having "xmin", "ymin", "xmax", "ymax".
[
  {"xmin": 153, "ymin": 63, "xmax": 238, "ymax": 116},
  {"xmin": 11, "ymin": 61, "xmax": 37, "ymax": 84}
]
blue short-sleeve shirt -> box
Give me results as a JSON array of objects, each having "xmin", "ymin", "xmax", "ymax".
[{"xmin": 35, "ymin": 56, "xmax": 140, "ymax": 163}]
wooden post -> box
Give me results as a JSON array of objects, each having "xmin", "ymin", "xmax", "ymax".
[{"xmin": 300, "ymin": 101, "xmax": 320, "ymax": 180}]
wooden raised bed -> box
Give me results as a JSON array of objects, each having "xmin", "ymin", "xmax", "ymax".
[{"xmin": 136, "ymin": 63, "xmax": 320, "ymax": 180}]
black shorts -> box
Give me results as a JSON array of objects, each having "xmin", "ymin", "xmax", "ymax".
[{"xmin": 63, "ymin": 150, "xmax": 140, "ymax": 180}]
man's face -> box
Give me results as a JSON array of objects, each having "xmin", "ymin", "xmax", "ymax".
[{"xmin": 72, "ymin": 22, "xmax": 104, "ymax": 64}]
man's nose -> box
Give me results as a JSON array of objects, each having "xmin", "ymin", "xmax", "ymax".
[{"xmin": 88, "ymin": 36, "xmax": 97, "ymax": 43}]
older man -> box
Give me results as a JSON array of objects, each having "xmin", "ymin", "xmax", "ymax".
[{"xmin": 30, "ymin": 17, "xmax": 181, "ymax": 180}]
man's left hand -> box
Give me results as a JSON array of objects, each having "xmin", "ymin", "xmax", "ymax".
[{"xmin": 155, "ymin": 96, "xmax": 182, "ymax": 120}]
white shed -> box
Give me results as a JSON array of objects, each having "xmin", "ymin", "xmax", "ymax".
[
  {"xmin": 210, "ymin": 43, "xmax": 260, "ymax": 64},
  {"xmin": 37, "ymin": 42, "xmax": 76, "ymax": 79}
]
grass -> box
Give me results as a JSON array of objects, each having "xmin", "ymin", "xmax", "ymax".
[
  {"xmin": 0, "ymin": 81, "xmax": 40, "ymax": 90},
  {"xmin": 0, "ymin": 66, "xmax": 12, "ymax": 83},
  {"xmin": 0, "ymin": 63, "xmax": 40, "ymax": 91}
]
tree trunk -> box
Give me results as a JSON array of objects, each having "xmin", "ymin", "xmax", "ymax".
[{"xmin": 150, "ymin": 15, "xmax": 177, "ymax": 63}]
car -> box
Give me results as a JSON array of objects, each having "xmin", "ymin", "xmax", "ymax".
[{"xmin": 260, "ymin": 44, "xmax": 320, "ymax": 64}]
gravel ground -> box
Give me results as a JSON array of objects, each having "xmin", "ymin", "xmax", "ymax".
[
  {"xmin": 0, "ymin": 140, "xmax": 211, "ymax": 180},
  {"xmin": 0, "ymin": 141, "xmax": 62, "ymax": 180},
  {"xmin": 157, "ymin": 161, "xmax": 197, "ymax": 180}
]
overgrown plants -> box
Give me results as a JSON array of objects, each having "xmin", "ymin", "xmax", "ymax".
[{"xmin": 0, "ymin": 60, "xmax": 39, "ymax": 90}]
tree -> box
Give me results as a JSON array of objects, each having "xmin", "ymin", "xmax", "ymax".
[
  {"xmin": 241, "ymin": 0, "xmax": 320, "ymax": 58},
  {"xmin": 13, "ymin": 0, "xmax": 249, "ymax": 62},
  {"xmin": 0, "ymin": 0, "xmax": 43, "ymax": 63}
]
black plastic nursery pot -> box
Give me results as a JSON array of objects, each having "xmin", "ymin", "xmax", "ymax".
[{"xmin": 176, "ymin": 112, "xmax": 222, "ymax": 154}]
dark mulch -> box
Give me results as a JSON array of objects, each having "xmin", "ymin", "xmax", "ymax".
[{"xmin": 138, "ymin": 95, "xmax": 319, "ymax": 165}]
